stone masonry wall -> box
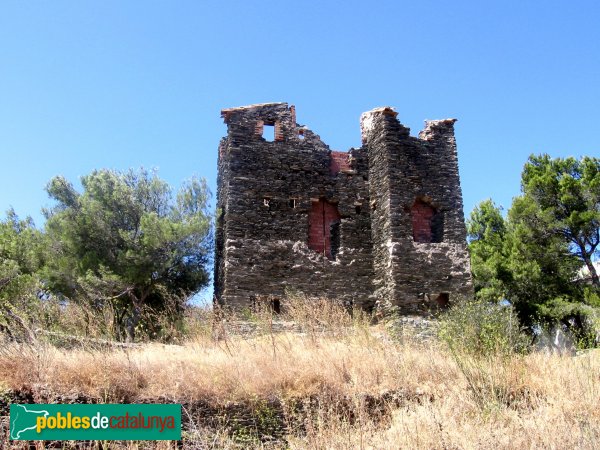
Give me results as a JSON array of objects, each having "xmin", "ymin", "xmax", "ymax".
[
  {"xmin": 215, "ymin": 102, "xmax": 472, "ymax": 314},
  {"xmin": 215, "ymin": 103, "xmax": 374, "ymax": 311},
  {"xmin": 361, "ymin": 108, "xmax": 473, "ymax": 313}
]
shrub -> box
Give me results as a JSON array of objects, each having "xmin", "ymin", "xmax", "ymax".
[
  {"xmin": 536, "ymin": 294, "xmax": 600, "ymax": 350},
  {"xmin": 438, "ymin": 298, "xmax": 530, "ymax": 357}
]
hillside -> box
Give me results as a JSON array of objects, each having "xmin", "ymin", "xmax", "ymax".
[{"xmin": 1, "ymin": 302, "xmax": 599, "ymax": 449}]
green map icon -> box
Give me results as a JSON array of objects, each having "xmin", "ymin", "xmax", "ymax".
[
  {"xmin": 9, "ymin": 403, "xmax": 181, "ymax": 440},
  {"xmin": 10, "ymin": 404, "xmax": 49, "ymax": 440}
]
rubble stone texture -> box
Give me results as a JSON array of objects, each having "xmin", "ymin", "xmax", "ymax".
[{"xmin": 215, "ymin": 103, "xmax": 472, "ymax": 314}]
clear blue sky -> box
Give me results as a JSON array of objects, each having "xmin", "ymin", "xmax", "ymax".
[{"xmin": 1, "ymin": 1, "xmax": 599, "ymax": 223}]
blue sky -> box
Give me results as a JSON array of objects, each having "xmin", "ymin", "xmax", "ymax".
[{"xmin": 1, "ymin": 1, "xmax": 599, "ymax": 224}]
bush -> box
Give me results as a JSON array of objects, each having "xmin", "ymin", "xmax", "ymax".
[
  {"xmin": 438, "ymin": 298, "xmax": 530, "ymax": 357},
  {"xmin": 536, "ymin": 294, "xmax": 600, "ymax": 349}
]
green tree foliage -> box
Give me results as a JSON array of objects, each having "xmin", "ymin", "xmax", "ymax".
[
  {"xmin": 0, "ymin": 210, "xmax": 44, "ymax": 341},
  {"xmin": 466, "ymin": 199, "xmax": 508, "ymax": 302},
  {"xmin": 43, "ymin": 168, "xmax": 213, "ymax": 341},
  {"xmin": 521, "ymin": 154, "xmax": 599, "ymax": 286},
  {"xmin": 468, "ymin": 155, "xmax": 600, "ymax": 346}
]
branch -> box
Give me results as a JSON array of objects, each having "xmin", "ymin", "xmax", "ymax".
[
  {"xmin": 2, "ymin": 305, "xmax": 36, "ymax": 343},
  {"xmin": 0, "ymin": 278, "xmax": 11, "ymax": 291},
  {"xmin": 106, "ymin": 287, "xmax": 134, "ymax": 301},
  {"xmin": 34, "ymin": 329, "xmax": 142, "ymax": 348},
  {"xmin": 0, "ymin": 275, "xmax": 16, "ymax": 291}
]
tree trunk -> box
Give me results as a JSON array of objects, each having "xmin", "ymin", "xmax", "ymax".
[
  {"xmin": 125, "ymin": 306, "xmax": 141, "ymax": 343},
  {"xmin": 125, "ymin": 292, "xmax": 143, "ymax": 343},
  {"xmin": 125, "ymin": 290, "xmax": 148, "ymax": 343},
  {"xmin": 582, "ymin": 254, "xmax": 599, "ymax": 287}
]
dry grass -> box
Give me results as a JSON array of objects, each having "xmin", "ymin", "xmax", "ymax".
[{"xmin": 0, "ymin": 301, "xmax": 599, "ymax": 449}]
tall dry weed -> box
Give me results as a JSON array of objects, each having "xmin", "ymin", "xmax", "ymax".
[{"xmin": 0, "ymin": 296, "xmax": 599, "ymax": 449}]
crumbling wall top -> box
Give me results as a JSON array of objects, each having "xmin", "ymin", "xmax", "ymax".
[
  {"xmin": 221, "ymin": 102, "xmax": 325, "ymax": 145},
  {"xmin": 360, "ymin": 106, "xmax": 409, "ymax": 145},
  {"xmin": 418, "ymin": 119, "xmax": 457, "ymax": 141},
  {"xmin": 360, "ymin": 106, "xmax": 458, "ymax": 146},
  {"xmin": 360, "ymin": 106, "xmax": 397, "ymax": 130},
  {"xmin": 221, "ymin": 102, "xmax": 291, "ymax": 124}
]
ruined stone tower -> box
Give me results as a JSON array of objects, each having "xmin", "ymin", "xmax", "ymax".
[{"xmin": 215, "ymin": 102, "xmax": 472, "ymax": 313}]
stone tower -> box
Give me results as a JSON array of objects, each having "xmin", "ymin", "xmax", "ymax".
[{"xmin": 215, "ymin": 102, "xmax": 472, "ymax": 314}]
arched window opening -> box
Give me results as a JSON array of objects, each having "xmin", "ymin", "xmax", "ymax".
[{"xmin": 411, "ymin": 199, "xmax": 443, "ymax": 243}]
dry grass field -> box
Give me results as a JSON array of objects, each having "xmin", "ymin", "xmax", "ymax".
[{"xmin": 0, "ymin": 299, "xmax": 599, "ymax": 449}]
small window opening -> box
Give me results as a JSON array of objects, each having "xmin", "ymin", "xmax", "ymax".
[
  {"xmin": 289, "ymin": 198, "xmax": 298, "ymax": 209},
  {"xmin": 263, "ymin": 197, "xmax": 271, "ymax": 208},
  {"xmin": 271, "ymin": 299, "xmax": 281, "ymax": 314},
  {"xmin": 355, "ymin": 205, "xmax": 362, "ymax": 215},
  {"xmin": 263, "ymin": 123, "xmax": 275, "ymax": 142},
  {"xmin": 251, "ymin": 296, "xmax": 281, "ymax": 314},
  {"xmin": 435, "ymin": 293, "xmax": 450, "ymax": 308},
  {"xmin": 298, "ymin": 130, "xmax": 305, "ymax": 140}
]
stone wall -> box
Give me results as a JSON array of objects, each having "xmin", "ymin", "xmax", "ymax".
[
  {"xmin": 215, "ymin": 102, "xmax": 472, "ymax": 314},
  {"xmin": 361, "ymin": 108, "xmax": 473, "ymax": 313},
  {"xmin": 215, "ymin": 103, "xmax": 374, "ymax": 311}
]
